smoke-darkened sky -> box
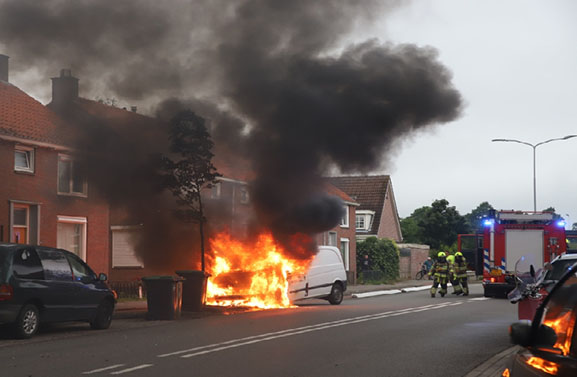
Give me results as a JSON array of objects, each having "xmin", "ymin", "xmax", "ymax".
[{"xmin": 1, "ymin": 0, "xmax": 469, "ymax": 252}]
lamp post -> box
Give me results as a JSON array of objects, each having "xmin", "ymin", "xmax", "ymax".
[{"xmin": 492, "ymin": 135, "xmax": 577, "ymax": 212}]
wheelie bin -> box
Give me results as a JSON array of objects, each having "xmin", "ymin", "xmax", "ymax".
[
  {"xmin": 141, "ymin": 276, "xmax": 183, "ymax": 320},
  {"xmin": 175, "ymin": 270, "xmax": 210, "ymax": 312}
]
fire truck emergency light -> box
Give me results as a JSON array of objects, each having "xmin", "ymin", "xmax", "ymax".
[
  {"xmin": 483, "ymin": 219, "xmax": 494, "ymax": 227},
  {"xmin": 556, "ymin": 220, "xmax": 566, "ymax": 228}
]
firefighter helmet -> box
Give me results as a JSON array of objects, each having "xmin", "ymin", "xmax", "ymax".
[
  {"xmin": 455, "ymin": 252, "xmax": 463, "ymax": 257},
  {"xmin": 437, "ymin": 252, "xmax": 446, "ymax": 258}
]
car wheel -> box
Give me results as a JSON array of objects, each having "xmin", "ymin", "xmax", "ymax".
[
  {"xmin": 328, "ymin": 283, "xmax": 344, "ymax": 305},
  {"xmin": 14, "ymin": 304, "xmax": 40, "ymax": 339},
  {"xmin": 90, "ymin": 300, "xmax": 114, "ymax": 330}
]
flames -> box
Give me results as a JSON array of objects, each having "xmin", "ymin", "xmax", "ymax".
[
  {"xmin": 525, "ymin": 357, "xmax": 558, "ymax": 375},
  {"xmin": 543, "ymin": 310, "xmax": 576, "ymax": 356},
  {"xmin": 205, "ymin": 232, "xmax": 312, "ymax": 309}
]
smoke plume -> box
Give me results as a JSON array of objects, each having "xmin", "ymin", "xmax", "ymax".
[{"xmin": 0, "ymin": 0, "xmax": 462, "ymax": 263}]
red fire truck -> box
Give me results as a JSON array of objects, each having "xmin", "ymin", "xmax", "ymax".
[{"xmin": 479, "ymin": 210, "xmax": 567, "ymax": 298}]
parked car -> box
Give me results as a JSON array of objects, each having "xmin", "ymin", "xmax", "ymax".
[
  {"xmin": 542, "ymin": 253, "xmax": 577, "ymax": 290},
  {"xmin": 288, "ymin": 246, "xmax": 347, "ymax": 305},
  {"xmin": 0, "ymin": 243, "xmax": 116, "ymax": 338},
  {"xmin": 505, "ymin": 261, "xmax": 577, "ymax": 376}
]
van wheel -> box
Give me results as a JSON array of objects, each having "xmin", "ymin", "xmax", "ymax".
[
  {"xmin": 90, "ymin": 300, "xmax": 114, "ymax": 330},
  {"xmin": 328, "ymin": 283, "xmax": 344, "ymax": 305},
  {"xmin": 14, "ymin": 304, "xmax": 40, "ymax": 339}
]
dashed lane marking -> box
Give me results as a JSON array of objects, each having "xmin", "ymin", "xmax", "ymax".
[
  {"xmin": 155, "ymin": 301, "xmax": 465, "ymax": 359},
  {"xmin": 82, "ymin": 365, "xmax": 125, "ymax": 375},
  {"xmin": 110, "ymin": 364, "xmax": 154, "ymax": 375}
]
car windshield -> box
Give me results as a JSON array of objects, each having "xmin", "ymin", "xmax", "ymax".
[{"xmin": 545, "ymin": 259, "xmax": 577, "ymax": 281}]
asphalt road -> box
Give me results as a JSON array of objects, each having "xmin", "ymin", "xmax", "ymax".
[{"xmin": 0, "ymin": 284, "xmax": 517, "ymax": 377}]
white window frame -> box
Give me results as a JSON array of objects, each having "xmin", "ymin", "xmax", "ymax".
[
  {"xmin": 340, "ymin": 205, "xmax": 349, "ymax": 228},
  {"xmin": 57, "ymin": 154, "xmax": 87, "ymax": 197},
  {"xmin": 328, "ymin": 231, "xmax": 337, "ymax": 247},
  {"xmin": 340, "ymin": 238, "xmax": 350, "ymax": 271},
  {"xmin": 111, "ymin": 225, "xmax": 144, "ymax": 268},
  {"xmin": 210, "ymin": 182, "xmax": 221, "ymax": 199},
  {"xmin": 239, "ymin": 186, "xmax": 250, "ymax": 204},
  {"xmin": 14, "ymin": 145, "xmax": 35, "ymax": 173},
  {"xmin": 57, "ymin": 216, "xmax": 87, "ymax": 260},
  {"xmin": 11, "ymin": 204, "xmax": 29, "ymax": 243},
  {"xmin": 356, "ymin": 210, "xmax": 375, "ymax": 231}
]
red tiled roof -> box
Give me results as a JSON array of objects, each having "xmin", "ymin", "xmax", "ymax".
[
  {"xmin": 0, "ymin": 82, "xmax": 74, "ymax": 147},
  {"xmin": 327, "ymin": 175, "xmax": 390, "ymax": 234},
  {"xmin": 57, "ymin": 97, "xmax": 254, "ymax": 182},
  {"xmin": 324, "ymin": 182, "xmax": 357, "ymax": 204}
]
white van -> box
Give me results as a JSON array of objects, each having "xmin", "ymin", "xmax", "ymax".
[{"xmin": 288, "ymin": 246, "xmax": 348, "ymax": 305}]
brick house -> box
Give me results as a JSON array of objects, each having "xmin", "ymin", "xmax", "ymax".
[
  {"xmin": 0, "ymin": 54, "xmax": 110, "ymax": 274},
  {"xmin": 327, "ymin": 175, "xmax": 402, "ymax": 242},
  {"xmin": 45, "ymin": 68, "xmax": 255, "ymax": 283},
  {"xmin": 316, "ymin": 183, "xmax": 359, "ymax": 283}
]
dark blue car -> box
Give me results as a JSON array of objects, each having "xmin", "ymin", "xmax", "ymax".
[{"xmin": 0, "ymin": 243, "xmax": 116, "ymax": 338}]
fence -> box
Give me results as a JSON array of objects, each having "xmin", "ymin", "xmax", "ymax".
[{"xmin": 109, "ymin": 281, "xmax": 145, "ymax": 299}]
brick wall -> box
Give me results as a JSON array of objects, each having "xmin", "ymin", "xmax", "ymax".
[
  {"xmin": 377, "ymin": 184, "xmax": 402, "ymax": 242},
  {"xmin": 0, "ymin": 140, "xmax": 110, "ymax": 274},
  {"xmin": 397, "ymin": 243, "xmax": 430, "ymax": 279}
]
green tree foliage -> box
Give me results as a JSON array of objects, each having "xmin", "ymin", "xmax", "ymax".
[
  {"xmin": 162, "ymin": 110, "xmax": 221, "ymax": 272},
  {"xmin": 357, "ymin": 237, "xmax": 399, "ymax": 281},
  {"xmin": 414, "ymin": 199, "xmax": 469, "ymax": 250},
  {"xmin": 541, "ymin": 207, "xmax": 563, "ymax": 221},
  {"xmin": 464, "ymin": 201, "xmax": 494, "ymax": 233}
]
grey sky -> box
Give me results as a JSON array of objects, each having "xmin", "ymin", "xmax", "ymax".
[
  {"xmin": 4, "ymin": 0, "xmax": 576, "ymax": 226},
  {"xmin": 369, "ymin": 1, "xmax": 577, "ymax": 225}
]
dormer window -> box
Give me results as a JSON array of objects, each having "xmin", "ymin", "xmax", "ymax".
[
  {"xmin": 356, "ymin": 210, "xmax": 375, "ymax": 232},
  {"xmin": 14, "ymin": 146, "xmax": 35, "ymax": 173}
]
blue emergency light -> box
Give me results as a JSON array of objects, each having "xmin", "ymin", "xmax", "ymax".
[
  {"xmin": 557, "ymin": 220, "xmax": 566, "ymax": 228},
  {"xmin": 483, "ymin": 219, "xmax": 494, "ymax": 227}
]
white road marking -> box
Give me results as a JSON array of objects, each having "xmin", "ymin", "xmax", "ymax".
[
  {"xmin": 157, "ymin": 304, "xmax": 444, "ymax": 358},
  {"xmin": 110, "ymin": 364, "xmax": 154, "ymax": 375},
  {"xmin": 155, "ymin": 302, "xmax": 464, "ymax": 359},
  {"xmin": 82, "ymin": 365, "xmax": 125, "ymax": 375}
]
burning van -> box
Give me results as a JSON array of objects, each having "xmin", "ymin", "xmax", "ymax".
[
  {"xmin": 287, "ymin": 246, "xmax": 347, "ymax": 305},
  {"xmin": 205, "ymin": 233, "xmax": 347, "ymax": 309}
]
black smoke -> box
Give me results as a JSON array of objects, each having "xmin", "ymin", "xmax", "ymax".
[{"xmin": 1, "ymin": 0, "xmax": 462, "ymax": 261}]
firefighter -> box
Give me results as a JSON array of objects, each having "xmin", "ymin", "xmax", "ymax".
[
  {"xmin": 452, "ymin": 251, "xmax": 469, "ymax": 296},
  {"xmin": 446, "ymin": 253, "xmax": 459, "ymax": 295},
  {"xmin": 429, "ymin": 252, "xmax": 449, "ymax": 298}
]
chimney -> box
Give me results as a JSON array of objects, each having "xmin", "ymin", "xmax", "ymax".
[
  {"xmin": 0, "ymin": 54, "xmax": 8, "ymax": 83},
  {"xmin": 51, "ymin": 69, "xmax": 79, "ymax": 105}
]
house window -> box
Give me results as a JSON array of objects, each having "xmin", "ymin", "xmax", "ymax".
[
  {"xmin": 112, "ymin": 226, "xmax": 143, "ymax": 268},
  {"xmin": 10, "ymin": 202, "xmax": 39, "ymax": 244},
  {"xmin": 340, "ymin": 238, "xmax": 350, "ymax": 270},
  {"xmin": 328, "ymin": 231, "xmax": 337, "ymax": 246},
  {"xmin": 210, "ymin": 182, "xmax": 221, "ymax": 199},
  {"xmin": 340, "ymin": 206, "xmax": 349, "ymax": 228},
  {"xmin": 57, "ymin": 216, "xmax": 87, "ymax": 260},
  {"xmin": 240, "ymin": 186, "xmax": 250, "ymax": 204},
  {"xmin": 356, "ymin": 210, "xmax": 375, "ymax": 231},
  {"xmin": 58, "ymin": 155, "xmax": 87, "ymax": 196},
  {"xmin": 14, "ymin": 146, "xmax": 35, "ymax": 173},
  {"xmin": 355, "ymin": 215, "xmax": 365, "ymax": 230}
]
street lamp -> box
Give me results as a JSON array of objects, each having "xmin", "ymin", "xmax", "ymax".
[{"xmin": 492, "ymin": 135, "xmax": 577, "ymax": 212}]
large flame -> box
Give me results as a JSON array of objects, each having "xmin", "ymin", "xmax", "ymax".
[
  {"xmin": 205, "ymin": 232, "xmax": 312, "ymax": 309},
  {"xmin": 542, "ymin": 310, "xmax": 576, "ymax": 356}
]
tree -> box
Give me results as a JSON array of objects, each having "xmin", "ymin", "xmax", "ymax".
[
  {"xmin": 162, "ymin": 110, "xmax": 221, "ymax": 272},
  {"xmin": 356, "ymin": 237, "xmax": 399, "ymax": 281},
  {"xmin": 464, "ymin": 201, "xmax": 494, "ymax": 233},
  {"xmin": 416, "ymin": 199, "xmax": 470, "ymax": 250}
]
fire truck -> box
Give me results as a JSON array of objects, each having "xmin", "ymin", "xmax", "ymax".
[{"xmin": 461, "ymin": 210, "xmax": 567, "ymax": 298}]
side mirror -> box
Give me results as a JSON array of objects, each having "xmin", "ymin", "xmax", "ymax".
[
  {"xmin": 510, "ymin": 321, "xmax": 532, "ymax": 346},
  {"xmin": 98, "ymin": 273, "xmax": 108, "ymax": 282},
  {"xmin": 510, "ymin": 321, "xmax": 558, "ymax": 348}
]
